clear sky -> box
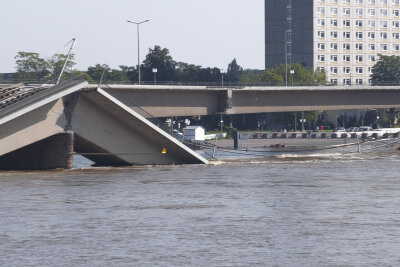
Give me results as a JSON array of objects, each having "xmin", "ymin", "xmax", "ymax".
[{"xmin": 0, "ymin": 0, "xmax": 264, "ymax": 73}]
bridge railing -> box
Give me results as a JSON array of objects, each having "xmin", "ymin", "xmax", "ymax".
[
  {"xmin": 0, "ymin": 75, "xmax": 87, "ymax": 120},
  {"xmin": 4, "ymin": 77, "xmax": 400, "ymax": 87},
  {"xmin": 90, "ymin": 80, "xmax": 400, "ymax": 87}
]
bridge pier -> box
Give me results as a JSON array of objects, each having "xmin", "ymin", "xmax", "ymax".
[{"xmin": 0, "ymin": 131, "xmax": 74, "ymax": 170}]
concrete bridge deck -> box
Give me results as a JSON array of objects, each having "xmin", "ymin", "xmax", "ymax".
[{"xmin": 96, "ymin": 84, "xmax": 400, "ymax": 118}]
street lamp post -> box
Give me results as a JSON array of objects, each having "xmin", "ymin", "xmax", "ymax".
[
  {"xmin": 290, "ymin": 69, "xmax": 294, "ymax": 86},
  {"xmin": 126, "ymin": 19, "xmax": 150, "ymax": 85},
  {"xmin": 152, "ymin": 68, "xmax": 157, "ymax": 84},
  {"xmin": 221, "ymin": 69, "xmax": 225, "ymax": 87},
  {"xmin": 220, "ymin": 115, "xmax": 224, "ymax": 134}
]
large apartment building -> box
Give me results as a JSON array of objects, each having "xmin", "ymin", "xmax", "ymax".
[{"xmin": 265, "ymin": 0, "xmax": 400, "ymax": 85}]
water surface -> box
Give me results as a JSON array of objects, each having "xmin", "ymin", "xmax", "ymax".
[{"xmin": 1, "ymin": 152, "xmax": 400, "ymax": 266}]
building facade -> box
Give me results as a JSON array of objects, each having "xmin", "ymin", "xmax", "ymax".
[{"xmin": 265, "ymin": 0, "xmax": 400, "ymax": 85}]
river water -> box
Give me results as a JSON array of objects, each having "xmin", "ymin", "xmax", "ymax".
[{"xmin": 1, "ymin": 152, "xmax": 400, "ymax": 266}]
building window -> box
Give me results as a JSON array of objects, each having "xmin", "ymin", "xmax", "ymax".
[
  {"xmin": 357, "ymin": 0, "xmax": 363, "ymax": 3},
  {"xmin": 381, "ymin": 21, "xmax": 388, "ymax": 28},
  {"xmin": 318, "ymin": 31, "xmax": 325, "ymax": 38},
  {"xmin": 393, "ymin": 0, "xmax": 399, "ymax": 5},
  {"xmin": 343, "ymin": 43, "xmax": 351, "ymax": 50},
  {"xmin": 368, "ymin": 67, "xmax": 373, "ymax": 74},
  {"xmin": 368, "ymin": 9, "xmax": 375, "ymax": 16},
  {"xmin": 368, "ymin": 0, "xmax": 375, "ymax": 4},
  {"xmin": 380, "ymin": 32, "xmax": 387, "ymax": 39},
  {"xmin": 343, "ymin": 32, "xmax": 351, "ymax": 39},
  {"xmin": 356, "ymin": 20, "xmax": 363, "ymax": 27},
  {"xmin": 343, "ymin": 55, "xmax": 351, "ymax": 62},
  {"xmin": 331, "ymin": 55, "xmax": 338, "ymax": 62},
  {"xmin": 331, "ymin": 19, "xmax": 338, "ymax": 27},
  {"xmin": 368, "ymin": 32, "xmax": 375, "ymax": 39},
  {"xmin": 381, "ymin": 44, "xmax": 388, "ymax": 51},
  {"xmin": 356, "ymin": 32, "xmax": 363, "ymax": 39},
  {"xmin": 368, "ymin": 55, "xmax": 376, "ymax": 62},
  {"xmin": 356, "ymin": 44, "xmax": 363, "ymax": 51},
  {"xmin": 356, "ymin": 9, "xmax": 363, "ymax": 16},
  {"xmin": 331, "ymin": 43, "xmax": 338, "ymax": 50},
  {"xmin": 356, "ymin": 79, "xmax": 364, "ymax": 85},
  {"xmin": 368, "ymin": 44, "xmax": 376, "ymax": 51},
  {"xmin": 393, "ymin": 10, "xmax": 400, "ymax": 17},
  {"xmin": 343, "ymin": 8, "xmax": 351, "ymax": 15},
  {"xmin": 318, "ymin": 19, "xmax": 326, "ymax": 26},
  {"xmin": 331, "ymin": 67, "xmax": 338, "ymax": 74},
  {"xmin": 331, "ymin": 31, "xmax": 338, "ymax": 38},
  {"xmin": 380, "ymin": 9, "xmax": 388, "ymax": 16},
  {"xmin": 331, "ymin": 79, "xmax": 338, "ymax": 85},
  {"xmin": 368, "ymin": 20, "xmax": 376, "ymax": 28},
  {"xmin": 356, "ymin": 67, "xmax": 364, "ymax": 74},
  {"xmin": 393, "ymin": 33, "xmax": 400, "ymax": 39},
  {"xmin": 343, "ymin": 79, "xmax": 351, "ymax": 85},
  {"xmin": 343, "ymin": 20, "xmax": 351, "ymax": 27},
  {"xmin": 318, "ymin": 43, "xmax": 326, "ymax": 50},
  {"xmin": 331, "ymin": 7, "xmax": 338, "ymax": 15},
  {"xmin": 381, "ymin": 0, "xmax": 388, "ymax": 4},
  {"xmin": 356, "ymin": 55, "xmax": 364, "ymax": 62},
  {"xmin": 318, "ymin": 55, "xmax": 326, "ymax": 62},
  {"xmin": 394, "ymin": 44, "xmax": 400, "ymax": 51},
  {"xmin": 393, "ymin": 21, "xmax": 399, "ymax": 28}
]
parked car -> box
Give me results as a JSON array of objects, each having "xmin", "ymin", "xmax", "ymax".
[
  {"xmin": 358, "ymin": 126, "xmax": 373, "ymax": 131},
  {"xmin": 334, "ymin": 127, "xmax": 347, "ymax": 132},
  {"xmin": 347, "ymin": 127, "xmax": 359, "ymax": 132}
]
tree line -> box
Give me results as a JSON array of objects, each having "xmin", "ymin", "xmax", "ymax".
[{"xmin": 5, "ymin": 45, "xmax": 328, "ymax": 86}]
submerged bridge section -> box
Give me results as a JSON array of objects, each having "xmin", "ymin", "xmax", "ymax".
[
  {"xmin": 0, "ymin": 81, "xmax": 208, "ymax": 170},
  {"xmin": 99, "ymin": 85, "xmax": 400, "ymax": 117}
]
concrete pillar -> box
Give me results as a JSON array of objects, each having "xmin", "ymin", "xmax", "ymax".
[{"xmin": 0, "ymin": 131, "xmax": 74, "ymax": 170}]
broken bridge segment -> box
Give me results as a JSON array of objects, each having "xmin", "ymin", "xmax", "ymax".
[
  {"xmin": 72, "ymin": 88, "xmax": 209, "ymax": 166},
  {"xmin": 0, "ymin": 80, "xmax": 89, "ymax": 170}
]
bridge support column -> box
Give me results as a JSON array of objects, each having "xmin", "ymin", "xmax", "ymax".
[{"xmin": 0, "ymin": 131, "xmax": 74, "ymax": 170}]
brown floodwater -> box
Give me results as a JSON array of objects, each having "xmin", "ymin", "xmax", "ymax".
[{"xmin": 1, "ymin": 152, "xmax": 400, "ymax": 266}]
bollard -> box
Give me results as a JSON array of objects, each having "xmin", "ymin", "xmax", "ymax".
[{"xmin": 234, "ymin": 131, "xmax": 239, "ymax": 150}]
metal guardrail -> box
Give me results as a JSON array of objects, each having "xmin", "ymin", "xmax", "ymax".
[
  {"xmin": 3, "ymin": 79, "xmax": 400, "ymax": 87},
  {"xmin": 91, "ymin": 81, "xmax": 400, "ymax": 87}
]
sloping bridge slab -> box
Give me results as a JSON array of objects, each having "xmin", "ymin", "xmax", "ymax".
[
  {"xmin": 72, "ymin": 88, "xmax": 208, "ymax": 165},
  {"xmin": 0, "ymin": 81, "xmax": 88, "ymax": 157}
]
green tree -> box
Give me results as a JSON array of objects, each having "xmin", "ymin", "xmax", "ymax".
[
  {"xmin": 239, "ymin": 69, "xmax": 263, "ymax": 85},
  {"xmin": 371, "ymin": 55, "xmax": 400, "ymax": 85},
  {"xmin": 176, "ymin": 62, "xmax": 202, "ymax": 82},
  {"xmin": 15, "ymin": 52, "xmax": 51, "ymax": 81},
  {"xmin": 261, "ymin": 63, "xmax": 327, "ymax": 86},
  {"xmin": 119, "ymin": 65, "xmax": 138, "ymax": 82},
  {"xmin": 142, "ymin": 45, "xmax": 177, "ymax": 81},
  {"xmin": 226, "ymin": 58, "xmax": 243, "ymax": 83},
  {"xmin": 87, "ymin": 64, "xmax": 130, "ymax": 84},
  {"xmin": 47, "ymin": 53, "xmax": 76, "ymax": 81}
]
